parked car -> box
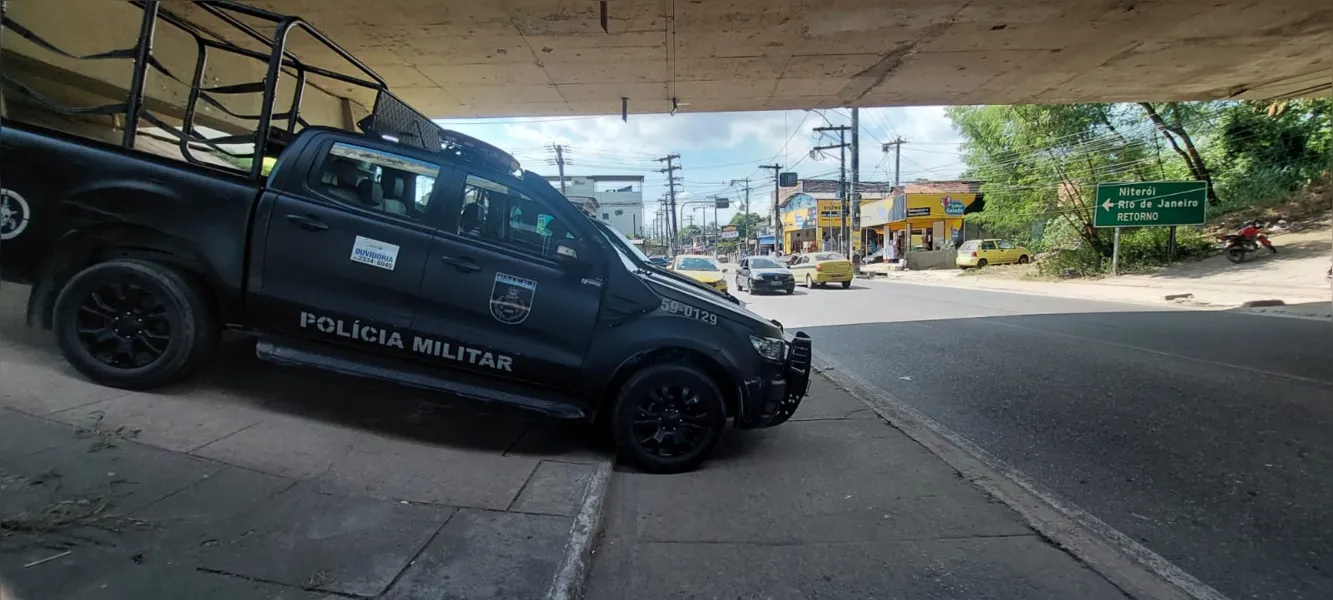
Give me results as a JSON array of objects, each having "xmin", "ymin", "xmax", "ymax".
[
  {"xmin": 671, "ymin": 255, "xmax": 728, "ymax": 293},
  {"xmin": 0, "ymin": 120, "xmax": 813, "ymax": 474},
  {"xmin": 647, "ymin": 255, "xmax": 670, "ymax": 268},
  {"xmin": 789, "ymin": 252, "xmax": 853, "ymax": 288},
  {"xmin": 734, "ymin": 256, "xmax": 795, "ymax": 295},
  {"xmin": 956, "ymin": 239, "xmax": 1032, "ymax": 269}
]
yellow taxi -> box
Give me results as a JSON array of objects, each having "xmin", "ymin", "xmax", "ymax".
[
  {"xmin": 789, "ymin": 252, "xmax": 854, "ymax": 289},
  {"xmin": 670, "ymin": 255, "xmax": 728, "ymax": 293},
  {"xmin": 956, "ymin": 239, "xmax": 1033, "ymax": 269}
]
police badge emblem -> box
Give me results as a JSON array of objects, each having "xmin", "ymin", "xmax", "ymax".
[
  {"xmin": 489, "ymin": 272, "xmax": 537, "ymax": 325},
  {"xmin": 0, "ymin": 189, "xmax": 31, "ymax": 241}
]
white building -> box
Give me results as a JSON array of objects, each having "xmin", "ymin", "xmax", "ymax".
[{"xmin": 546, "ymin": 175, "xmax": 645, "ymax": 237}]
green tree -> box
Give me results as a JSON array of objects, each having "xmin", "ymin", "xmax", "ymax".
[
  {"xmin": 677, "ymin": 224, "xmax": 703, "ymax": 243},
  {"xmin": 948, "ymin": 104, "xmax": 1161, "ymax": 254},
  {"xmin": 729, "ymin": 212, "xmax": 765, "ymax": 238}
]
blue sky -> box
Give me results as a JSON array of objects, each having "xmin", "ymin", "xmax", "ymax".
[{"xmin": 434, "ymin": 106, "xmax": 967, "ymax": 231}]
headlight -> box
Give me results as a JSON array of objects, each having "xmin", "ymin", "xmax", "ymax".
[{"xmin": 749, "ymin": 335, "xmax": 785, "ymax": 361}]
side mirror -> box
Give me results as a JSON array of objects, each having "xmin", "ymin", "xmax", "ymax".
[{"xmin": 555, "ymin": 239, "xmax": 590, "ymax": 274}]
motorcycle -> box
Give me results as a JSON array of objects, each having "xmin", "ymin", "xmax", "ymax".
[{"xmin": 1217, "ymin": 223, "xmax": 1276, "ymax": 264}]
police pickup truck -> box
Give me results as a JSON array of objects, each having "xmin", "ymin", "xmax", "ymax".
[{"xmin": 0, "ymin": 120, "xmax": 811, "ymax": 473}]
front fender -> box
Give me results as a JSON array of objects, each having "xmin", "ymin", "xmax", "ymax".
[{"xmin": 579, "ymin": 312, "xmax": 756, "ymax": 416}]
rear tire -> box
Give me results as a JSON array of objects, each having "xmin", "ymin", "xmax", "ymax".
[
  {"xmin": 805, "ymin": 275, "xmax": 813, "ymax": 288},
  {"xmin": 977, "ymin": 259, "xmax": 989, "ymax": 268},
  {"xmin": 52, "ymin": 259, "xmax": 218, "ymax": 390},
  {"xmin": 1226, "ymin": 248, "xmax": 1246, "ymax": 264},
  {"xmin": 612, "ymin": 362, "xmax": 726, "ymax": 474},
  {"xmin": 841, "ymin": 281, "xmax": 851, "ymax": 289}
]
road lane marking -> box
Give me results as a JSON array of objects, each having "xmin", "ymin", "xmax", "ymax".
[{"xmin": 813, "ymin": 355, "xmax": 1231, "ymax": 600}]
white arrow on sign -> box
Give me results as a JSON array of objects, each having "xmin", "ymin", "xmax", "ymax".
[{"xmin": 1101, "ymin": 199, "xmax": 1114, "ymax": 211}]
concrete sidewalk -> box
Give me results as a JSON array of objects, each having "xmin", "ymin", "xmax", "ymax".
[
  {"xmin": 0, "ymin": 283, "xmax": 612, "ymax": 600},
  {"xmin": 864, "ymin": 227, "xmax": 1332, "ymax": 319},
  {"xmin": 585, "ymin": 375, "xmax": 1134, "ymax": 600}
]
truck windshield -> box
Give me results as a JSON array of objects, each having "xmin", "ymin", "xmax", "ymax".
[{"xmin": 594, "ymin": 220, "xmax": 653, "ymax": 264}]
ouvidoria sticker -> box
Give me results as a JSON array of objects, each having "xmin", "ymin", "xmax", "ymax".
[
  {"xmin": 490, "ymin": 273, "xmax": 537, "ymax": 325},
  {"xmin": 350, "ymin": 235, "xmax": 399, "ymax": 270}
]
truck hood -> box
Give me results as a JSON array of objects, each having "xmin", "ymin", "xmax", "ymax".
[{"xmin": 641, "ymin": 269, "xmax": 781, "ymax": 335}]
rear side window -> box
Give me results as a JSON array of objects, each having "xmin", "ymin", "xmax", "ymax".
[
  {"xmin": 959, "ymin": 240, "xmax": 979, "ymax": 251},
  {"xmin": 316, "ymin": 142, "xmax": 440, "ymax": 222},
  {"xmin": 981, "ymin": 241, "xmax": 997, "ymax": 250}
]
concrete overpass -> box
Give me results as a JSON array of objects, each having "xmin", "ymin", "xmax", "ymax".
[{"xmin": 2, "ymin": 0, "xmax": 1330, "ymax": 127}]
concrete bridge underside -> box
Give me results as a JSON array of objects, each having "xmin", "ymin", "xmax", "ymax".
[{"xmin": 2, "ymin": 0, "xmax": 1330, "ymax": 127}]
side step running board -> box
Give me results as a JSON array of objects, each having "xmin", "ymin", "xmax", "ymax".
[{"xmin": 255, "ymin": 338, "xmax": 586, "ymax": 420}]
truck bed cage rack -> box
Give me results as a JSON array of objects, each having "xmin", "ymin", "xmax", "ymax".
[{"xmin": 0, "ymin": 0, "xmax": 519, "ymax": 177}]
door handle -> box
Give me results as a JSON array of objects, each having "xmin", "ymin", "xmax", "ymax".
[
  {"xmin": 440, "ymin": 255, "xmax": 480, "ymax": 273},
  {"xmin": 285, "ymin": 213, "xmax": 329, "ymax": 232}
]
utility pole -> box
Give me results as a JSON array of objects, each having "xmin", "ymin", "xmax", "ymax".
[
  {"xmin": 850, "ymin": 108, "xmax": 859, "ymax": 257},
  {"xmin": 730, "ymin": 178, "xmax": 755, "ymax": 255},
  {"xmin": 813, "ymin": 124, "xmax": 850, "ymax": 254},
  {"xmin": 657, "ymin": 153, "xmax": 681, "ymax": 251},
  {"xmin": 882, "ymin": 138, "xmax": 907, "ymax": 185},
  {"xmin": 552, "ymin": 144, "xmax": 567, "ymax": 194},
  {"xmin": 760, "ymin": 164, "xmax": 781, "ymax": 253}
]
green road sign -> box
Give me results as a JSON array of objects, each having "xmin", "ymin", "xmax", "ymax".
[{"xmin": 1093, "ymin": 181, "xmax": 1207, "ymax": 228}]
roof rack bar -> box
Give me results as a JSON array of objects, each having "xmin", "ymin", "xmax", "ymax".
[
  {"xmin": 252, "ymin": 15, "xmax": 295, "ymax": 177},
  {"xmin": 199, "ymin": 1, "xmax": 387, "ymax": 90},
  {"xmin": 121, "ymin": 1, "xmax": 159, "ymax": 147}
]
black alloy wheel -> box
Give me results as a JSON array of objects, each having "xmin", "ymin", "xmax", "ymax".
[
  {"xmin": 53, "ymin": 260, "xmax": 218, "ymax": 389},
  {"xmin": 75, "ymin": 282, "xmax": 171, "ymax": 369},
  {"xmin": 613, "ymin": 362, "xmax": 725, "ymax": 473}
]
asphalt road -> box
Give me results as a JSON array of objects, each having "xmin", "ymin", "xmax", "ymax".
[{"xmin": 740, "ymin": 280, "xmax": 1333, "ymax": 600}]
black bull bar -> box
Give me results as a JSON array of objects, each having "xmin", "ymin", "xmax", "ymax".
[{"xmin": 737, "ymin": 332, "xmax": 812, "ymax": 429}]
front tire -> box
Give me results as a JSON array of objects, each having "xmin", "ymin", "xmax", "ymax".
[
  {"xmin": 1018, "ymin": 255, "xmax": 1030, "ymax": 264},
  {"xmin": 612, "ymin": 362, "xmax": 726, "ymax": 474},
  {"xmin": 805, "ymin": 274, "xmax": 814, "ymax": 288},
  {"xmin": 52, "ymin": 259, "xmax": 218, "ymax": 390}
]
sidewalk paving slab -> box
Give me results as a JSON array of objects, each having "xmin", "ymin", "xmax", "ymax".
[
  {"xmin": 586, "ymin": 375, "xmax": 1130, "ymax": 600},
  {"xmin": 381, "ymin": 508, "xmax": 572, "ymax": 600},
  {"xmin": 197, "ymin": 483, "xmax": 452, "ymax": 597}
]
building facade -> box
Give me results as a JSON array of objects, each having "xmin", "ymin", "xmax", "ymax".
[
  {"xmin": 545, "ymin": 175, "xmax": 646, "ymax": 237},
  {"xmin": 858, "ymin": 180, "xmax": 983, "ymax": 256},
  {"xmin": 776, "ymin": 179, "xmax": 898, "ymax": 254}
]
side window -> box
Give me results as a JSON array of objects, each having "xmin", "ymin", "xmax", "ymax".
[
  {"xmin": 315, "ymin": 142, "xmax": 440, "ymax": 222},
  {"xmin": 981, "ymin": 241, "xmax": 997, "ymax": 250},
  {"xmin": 997, "ymin": 241, "xmax": 1014, "ymax": 249},
  {"xmin": 458, "ymin": 173, "xmax": 581, "ymax": 259}
]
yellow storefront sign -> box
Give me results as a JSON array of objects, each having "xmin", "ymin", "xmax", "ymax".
[{"xmin": 816, "ymin": 199, "xmax": 844, "ymax": 227}]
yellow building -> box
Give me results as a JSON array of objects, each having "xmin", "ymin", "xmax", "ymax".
[
  {"xmin": 777, "ymin": 180, "xmax": 898, "ymax": 253},
  {"xmin": 859, "ymin": 181, "xmax": 982, "ymax": 253}
]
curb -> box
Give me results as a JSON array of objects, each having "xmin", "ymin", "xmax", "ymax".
[
  {"xmin": 811, "ymin": 355, "xmax": 1231, "ymax": 600},
  {"xmin": 545, "ymin": 459, "xmax": 614, "ymax": 600}
]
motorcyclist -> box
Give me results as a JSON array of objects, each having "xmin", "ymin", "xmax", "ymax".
[{"xmin": 1239, "ymin": 220, "xmax": 1277, "ymax": 253}]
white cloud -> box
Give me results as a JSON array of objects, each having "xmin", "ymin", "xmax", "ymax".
[{"xmin": 434, "ymin": 106, "xmax": 970, "ymax": 230}]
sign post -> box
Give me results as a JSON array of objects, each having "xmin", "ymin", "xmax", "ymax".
[{"xmin": 1111, "ymin": 227, "xmax": 1121, "ymax": 275}]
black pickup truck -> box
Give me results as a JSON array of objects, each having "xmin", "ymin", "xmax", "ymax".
[{"xmin": 0, "ymin": 120, "xmax": 811, "ymax": 472}]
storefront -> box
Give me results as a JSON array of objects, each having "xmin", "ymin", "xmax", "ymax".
[
  {"xmin": 862, "ymin": 191, "xmax": 979, "ymax": 258},
  {"xmin": 781, "ymin": 193, "xmax": 850, "ymax": 253}
]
